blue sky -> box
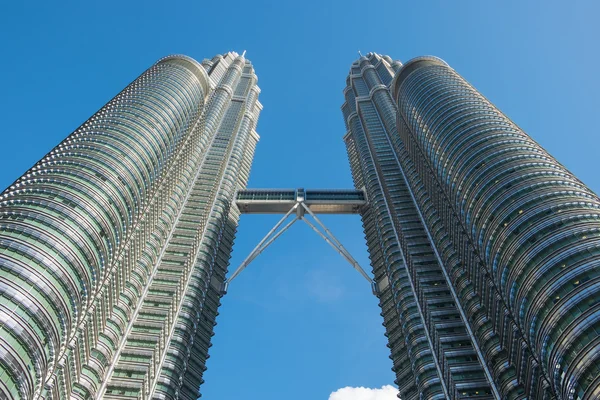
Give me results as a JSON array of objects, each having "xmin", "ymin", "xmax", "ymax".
[{"xmin": 1, "ymin": 1, "xmax": 599, "ymax": 399}]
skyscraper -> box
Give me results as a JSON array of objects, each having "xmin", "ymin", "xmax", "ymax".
[
  {"xmin": 0, "ymin": 52, "xmax": 261, "ymax": 399},
  {"xmin": 343, "ymin": 53, "xmax": 600, "ymax": 400},
  {"xmin": 2, "ymin": 49, "xmax": 599, "ymax": 400}
]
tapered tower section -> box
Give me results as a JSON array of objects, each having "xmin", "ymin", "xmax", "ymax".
[
  {"xmin": 0, "ymin": 52, "xmax": 261, "ymax": 400},
  {"xmin": 344, "ymin": 52, "xmax": 600, "ymax": 400},
  {"xmin": 343, "ymin": 53, "xmax": 496, "ymax": 399},
  {"xmin": 391, "ymin": 57, "xmax": 600, "ymax": 400}
]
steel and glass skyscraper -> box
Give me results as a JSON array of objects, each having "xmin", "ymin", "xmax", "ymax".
[
  {"xmin": 0, "ymin": 52, "xmax": 261, "ymax": 400},
  {"xmin": 343, "ymin": 53, "xmax": 600, "ymax": 400},
  {"xmin": 2, "ymin": 49, "xmax": 600, "ymax": 400}
]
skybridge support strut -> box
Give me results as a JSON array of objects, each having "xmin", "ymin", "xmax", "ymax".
[
  {"xmin": 221, "ymin": 191, "xmax": 379, "ymax": 296},
  {"xmin": 299, "ymin": 202, "xmax": 372, "ymax": 283},
  {"xmin": 220, "ymin": 204, "xmax": 299, "ymax": 295}
]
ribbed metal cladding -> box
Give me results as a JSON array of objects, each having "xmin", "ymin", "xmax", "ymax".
[
  {"xmin": 343, "ymin": 53, "xmax": 497, "ymax": 400},
  {"xmin": 0, "ymin": 55, "xmax": 209, "ymax": 399},
  {"xmin": 392, "ymin": 57, "xmax": 600, "ymax": 399},
  {"xmin": 0, "ymin": 52, "xmax": 262, "ymax": 400}
]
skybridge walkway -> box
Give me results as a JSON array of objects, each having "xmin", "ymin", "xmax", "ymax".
[{"xmin": 221, "ymin": 188, "xmax": 378, "ymax": 295}]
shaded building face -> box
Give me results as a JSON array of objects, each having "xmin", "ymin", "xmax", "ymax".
[{"xmin": 345, "ymin": 53, "xmax": 600, "ymax": 400}]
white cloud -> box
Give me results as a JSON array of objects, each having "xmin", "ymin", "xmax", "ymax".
[{"xmin": 329, "ymin": 385, "xmax": 398, "ymax": 400}]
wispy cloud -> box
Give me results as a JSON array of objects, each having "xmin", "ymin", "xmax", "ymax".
[
  {"xmin": 329, "ymin": 385, "xmax": 398, "ymax": 400},
  {"xmin": 305, "ymin": 269, "xmax": 344, "ymax": 302}
]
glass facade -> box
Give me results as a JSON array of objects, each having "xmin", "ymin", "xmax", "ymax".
[
  {"xmin": 2, "ymin": 49, "xmax": 598, "ymax": 400},
  {"xmin": 0, "ymin": 52, "xmax": 262, "ymax": 400},
  {"xmin": 343, "ymin": 53, "xmax": 495, "ymax": 400},
  {"xmin": 344, "ymin": 53, "xmax": 600, "ymax": 400}
]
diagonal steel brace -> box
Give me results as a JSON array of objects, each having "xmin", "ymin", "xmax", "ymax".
[
  {"xmin": 299, "ymin": 202, "xmax": 372, "ymax": 283},
  {"xmin": 221, "ymin": 202, "xmax": 380, "ymax": 296},
  {"xmin": 221, "ymin": 204, "xmax": 299, "ymax": 294}
]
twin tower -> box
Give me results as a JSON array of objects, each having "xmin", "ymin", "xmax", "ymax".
[{"xmin": 0, "ymin": 52, "xmax": 598, "ymax": 400}]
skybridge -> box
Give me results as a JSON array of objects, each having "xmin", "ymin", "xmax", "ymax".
[
  {"xmin": 221, "ymin": 188, "xmax": 378, "ymax": 295},
  {"xmin": 236, "ymin": 188, "xmax": 367, "ymax": 214}
]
